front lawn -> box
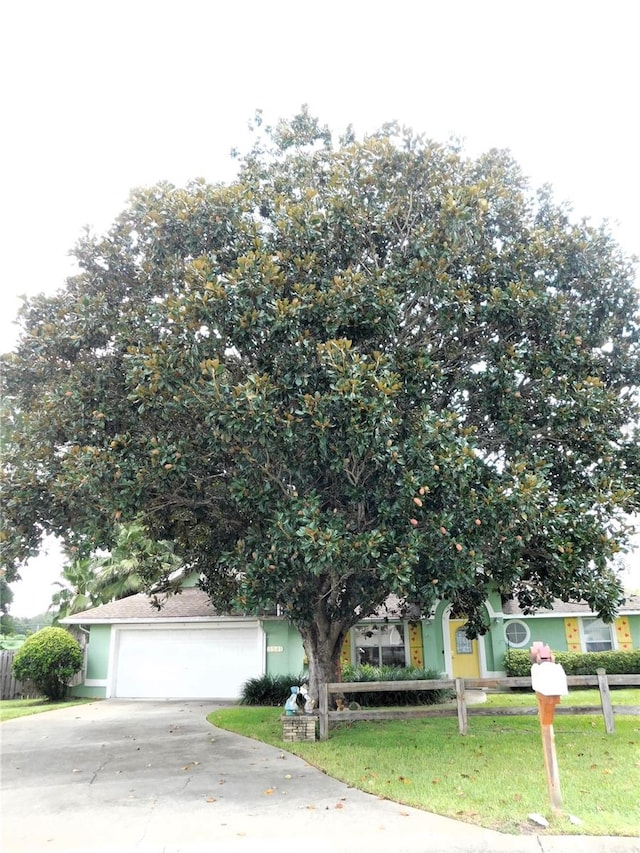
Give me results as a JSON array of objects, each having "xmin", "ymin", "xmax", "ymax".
[
  {"xmin": 0, "ymin": 698, "xmax": 95, "ymax": 722},
  {"xmin": 208, "ymin": 689, "xmax": 640, "ymax": 837}
]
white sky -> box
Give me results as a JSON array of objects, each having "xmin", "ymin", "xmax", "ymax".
[{"xmin": 2, "ymin": 0, "xmax": 639, "ymax": 615}]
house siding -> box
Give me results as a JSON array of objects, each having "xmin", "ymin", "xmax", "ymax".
[
  {"xmin": 488, "ymin": 619, "xmax": 507, "ymax": 672},
  {"xmin": 423, "ymin": 605, "xmax": 445, "ymax": 673},
  {"xmin": 69, "ymin": 624, "xmax": 111, "ymax": 697},
  {"xmin": 67, "ymin": 588, "xmax": 640, "ymax": 699},
  {"xmin": 86, "ymin": 625, "xmax": 111, "ymax": 681},
  {"xmin": 264, "ymin": 621, "xmax": 306, "ymax": 676},
  {"xmin": 71, "ymin": 684, "xmax": 109, "ymax": 699},
  {"xmin": 526, "ymin": 617, "xmax": 569, "ymax": 651}
]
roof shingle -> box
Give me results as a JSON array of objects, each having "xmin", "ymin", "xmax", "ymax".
[
  {"xmin": 62, "ymin": 587, "xmax": 220, "ymax": 623},
  {"xmin": 502, "ymin": 594, "xmax": 640, "ymax": 617}
]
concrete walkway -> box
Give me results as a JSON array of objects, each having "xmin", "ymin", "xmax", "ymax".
[{"xmin": 1, "ymin": 700, "xmax": 637, "ymax": 853}]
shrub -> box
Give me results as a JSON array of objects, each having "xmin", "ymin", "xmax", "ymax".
[
  {"xmin": 504, "ymin": 648, "xmax": 640, "ymax": 677},
  {"xmin": 12, "ymin": 627, "xmax": 83, "ymax": 700},
  {"xmin": 341, "ymin": 665, "xmax": 454, "ymax": 707},
  {"xmin": 240, "ymin": 673, "xmax": 306, "ymax": 706}
]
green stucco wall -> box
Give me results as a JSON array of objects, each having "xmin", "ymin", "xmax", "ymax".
[
  {"xmin": 421, "ymin": 616, "xmax": 445, "ymax": 674},
  {"xmin": 484, "ymin": 625, "xmax": 497, "ymax": 672},
  {"xmin": 263, "ymin": 620, "xmax": 306, "ymax": 676},
  {"xmin": 520, "ymin": 617, "xmax": 568, "ymax": 651},
  {"xmin": 85, "ymin": 625, "xmax": 111, "ymax": 680},
  {"xmin": 69, "ymin": 685, "xmax": 107, "ymax": 698},
  {"xmin": 69, "ymin": 624, "xmax": 111, "ymax": 697}
]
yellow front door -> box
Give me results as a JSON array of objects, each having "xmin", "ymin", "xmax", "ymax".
[{"xmin": 449, "ymin": 619, "xmax": 481, "ymax": 678}]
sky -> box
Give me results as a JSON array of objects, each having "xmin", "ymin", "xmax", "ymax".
[{"xmin": 2, "ymin": 0, "xmax": 639, "ymax": 615}]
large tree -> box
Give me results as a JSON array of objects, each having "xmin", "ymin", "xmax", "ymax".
[{"xmin": 2, "ymin": 112, "xmax": 639, "ymax": 698}]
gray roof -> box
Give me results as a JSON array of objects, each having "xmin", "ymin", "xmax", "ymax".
[
  {"xmin": 62, "ymin": 587, "xmax": 640, "ymax": 625},
  {"xmin": 363, "ymin": 594, "xmax": 422, "ymax": 621},
  {"xmin": 62, "ymin": 587, "xmax": 223, "ymax": 624},
  {"xmin": 502, "ymin": 594, "xmax": 640, "ymax": 618}
]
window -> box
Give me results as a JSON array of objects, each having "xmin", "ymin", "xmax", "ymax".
[
  {"xmin": 504, "ymin": 620, "xmax": 531, "ymax": 649},
  {"xmin": 354, "ymin": 623, "xmax": 406, "ymax": 666},
  {"xmin": 455, "ymin": 627, "xmax": 473, "ymax": 654},
  {"xmin": 582, "ymin": 618, "xmax": 613, "ymax": 652}
]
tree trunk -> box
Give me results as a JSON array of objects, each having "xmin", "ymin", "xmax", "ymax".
[{"xmin": 298, "ymin": 618, "xmax": 348, "ymax": 707}]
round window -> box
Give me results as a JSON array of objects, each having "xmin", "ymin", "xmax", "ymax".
[{"xmin": 504, "ymin": 620, "xmax": 530, "ymax": 648}]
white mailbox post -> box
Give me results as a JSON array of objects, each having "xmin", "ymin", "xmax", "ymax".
[{"xmin": 530, "ymin": 642, "xmax": 568, "ymax": 812}]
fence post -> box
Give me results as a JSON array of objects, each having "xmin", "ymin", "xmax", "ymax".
[
  {"xmin": 455, "ymin": 677, "xmax": 468, "ymax": 735},
  {"xmin": 318, "ymin": 682, "xmax": 329, "ymax": 741},
  {"xmin": 596, "ymin": 668, "xmax": 615, "ymax": 734}
]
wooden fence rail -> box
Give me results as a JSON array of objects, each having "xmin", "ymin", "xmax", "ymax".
[
  {"xmin": 318, "ymin": 671, "xmax": 640, "ymax": 740},
  {"xmin": 0, "ymin": 650, "xmax": 41, "ymax": 700}
]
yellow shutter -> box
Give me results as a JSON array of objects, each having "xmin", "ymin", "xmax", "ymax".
[
  {"xmin": 614, "ymin": 616, "xmax": 633, "ymax": 651},
  {"xmin": 340, "ymin": 631, "xmax": 351, "ymax": 667},
  {"xmin": 564, "ymin": 617, "xmax": 581, "ymax": 652},
  {"xmin": 408, "ymin": 622, "xmax": 424, "ymax": 668}
]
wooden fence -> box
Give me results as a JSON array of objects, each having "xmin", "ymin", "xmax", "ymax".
[
  {"xmin": 0, "ymin": 650, "xmax": 41, "ymax": 700},
  {"xmin": 318, "ymin": 670, "xmax": 640, "ymax": 740}
]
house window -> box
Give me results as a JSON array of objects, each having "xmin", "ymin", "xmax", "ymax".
[
  {"xmin": 504, "ymin": 620, "xmax": 531, "ymax": 649},
  {"xmin": 455, "ymin": 628, "xmax": 473, "ymax": 654},
  {"xmin": 354, "ymin": 623, "xmax": 406, "ymax": 666},
  {"xmin": 582, "ymin": 618, "xmax": 613, "ymax": 652}
]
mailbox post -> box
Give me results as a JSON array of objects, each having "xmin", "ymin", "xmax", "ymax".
[{"xmin": 530, "ymin": 642, "xmax": 568, "ymax": 813}]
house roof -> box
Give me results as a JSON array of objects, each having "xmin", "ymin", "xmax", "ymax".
[
  {"xmin": 363, "ymin": 594, "xmax": 422, "ymax": 621},
  {"xmin": 62, "ymin": 587, "xmax": 225, "ymax": 624},
  {"xmin": 502, "ymin": 594, "xmax": 640, "ymax": 618},
  {"xmin": 62, "ymin": 587, "xmax": 640, "ymax": 625}
]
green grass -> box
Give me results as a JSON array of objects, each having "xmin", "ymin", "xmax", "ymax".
[
  {"xmin": 208, "ymin": 689, "xmax": 640, "ymax": 837},
  {"xmin": 0, "ymin": 697, "xmax": 95, "ymax": 722},
  {"xmin": 482, "ymin": 688, "xmax": 639, "ymax": 708}
]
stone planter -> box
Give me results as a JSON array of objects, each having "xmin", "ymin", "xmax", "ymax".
[{"xmin": 281, "ymin": 714, "xmax": 318, "ymax": 742}]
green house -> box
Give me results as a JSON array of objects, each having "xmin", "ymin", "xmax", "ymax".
[{"xmin": 62, "ymin": 578, "xmax": 640, "ymax": 700}]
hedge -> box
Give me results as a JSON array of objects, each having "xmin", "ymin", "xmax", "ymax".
[
  {"xmin": 240, "ymin": 666, "xmax": 455, "ymax": 707},
  {"xmin": 504, "ymin": 648, "xmax": 640, "ymax": 677},
  {"xmin": 341, "ymin": 664, "xmax": 454, "ymax": 706}
]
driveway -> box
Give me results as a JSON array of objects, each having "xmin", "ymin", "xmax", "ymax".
[{"xmin": 1, "ymin": 700, "xmax": 637, "ymax": 853}]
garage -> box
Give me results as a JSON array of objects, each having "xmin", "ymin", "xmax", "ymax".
[{"xmin": 110, "ymin": 622, "xmax": 264, "ymax": 699}]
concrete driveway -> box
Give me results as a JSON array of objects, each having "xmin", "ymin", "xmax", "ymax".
[{"xmin": 1, "ymin": 700, "xmax": 637, "ymax": 853}]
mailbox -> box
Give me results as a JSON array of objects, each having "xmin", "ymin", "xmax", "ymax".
[
  {"xmin": 529, "ymin": 641, "xmax": 567, "ymax": 811},
  {"xmin": 531, "ymin": 662, "xmax": 568, "ymax": 697}
]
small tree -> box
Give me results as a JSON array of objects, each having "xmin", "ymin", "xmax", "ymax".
[{"xmin": 12, "ymin": 627, "xmax": 83, "ymax": 700}]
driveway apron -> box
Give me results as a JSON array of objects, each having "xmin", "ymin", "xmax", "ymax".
[{"xmin": 1, "ymin": 700, "xmax": 637, "ymax": 853}]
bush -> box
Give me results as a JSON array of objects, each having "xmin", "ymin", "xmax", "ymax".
[
  {"xmin": 12, "ymin": 627, "xmax": 83, "ymax": 700},
  {"xmin": 504, "ymin": 648, "xmax": 640, "ymax": 677},
  {"xmin": 240, "ymin": 673, "xmax": 307, "ymax": 706},
  {"xmin": 341, "ymin": 665, "xmax": 454, "ymax": 707}
]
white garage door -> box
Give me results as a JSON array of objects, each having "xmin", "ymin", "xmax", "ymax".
[{"xmin": 112, "ymin": 623, "xmax": 264, "ymax": 699}]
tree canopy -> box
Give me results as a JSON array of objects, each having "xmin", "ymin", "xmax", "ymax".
[{"xmin": 2, "ymin": 111, "xmax": 639, "ymax": 696}]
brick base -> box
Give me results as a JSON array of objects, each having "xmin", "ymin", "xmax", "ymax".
[{"xmin": 281, "ymin": 714, "xmax": 318, "ymax": 742}]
